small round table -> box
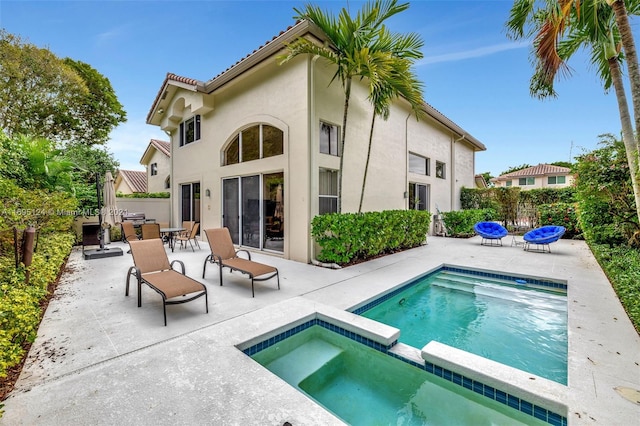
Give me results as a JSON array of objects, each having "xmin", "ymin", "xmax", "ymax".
[{"xmin": 160, "ymin": 227, "xmax": 185, "ymax": 252}]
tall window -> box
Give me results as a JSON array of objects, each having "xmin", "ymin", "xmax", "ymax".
[
  {"xmin": 179, "ymin": 115, "xmax": 201, "ymax": 147},
  {"xmin": 409, "ymin": 183, "xmax": 428, "ymax": 211},
  {"xmin": 320, "ymin": 121, "xmax": 339, "ymax": 156},
  {"xmin": 548, "ymin": 176, "xmax": 566, "ymax": 185},
  {"xmin": 519, "ymin": 177, "xmax": 535, "ymax": 186},
  {"xmin": 224, "ymin": 124, "xmax": 283, "ymax": 165},
  {"xmin": 409, "ymin": 153, "xmax": 430, "ymax": 175},
  {"xmin": 319, "ymin": 168, "xmax": 338, "ymax": 214},
  {"xmin": 150, "ymin": 163, "xmax": 158, "ymax": 176},
  {"xmin": 436, "ymin": 161, "xmax": 446, "ymax": 179}
]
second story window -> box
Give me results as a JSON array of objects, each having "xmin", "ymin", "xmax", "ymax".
[
  {"xmin": 519, "ymin": 177, "xmax": 535, "ymax": 186},
  {"xmin": 409, "ymin": 153, "xmax": 430, "ymax": 175},
  {"xmin": 179, "ymin": 115, "xmax": 201, "ymax": 147},
  {"xmin": 150, "ymin": 163, "xmax": 158, "ymax": 176},
  {"xmin": 223, "ymin": 124, "xmax": 283, "ymax": 165},
  {"xmin": 320, "ymin": 121, "xmax": 339, "ymax": 156},
  {"xmin": 436, "ymin": 161, "xmax": 446, "ymax": 179}
]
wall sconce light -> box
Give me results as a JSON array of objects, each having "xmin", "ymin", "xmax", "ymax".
[
  {"xmin": 403, "ymin": 191, "xmax": 408, "ymax": 199},
  {"xmin": 205, "ymin": 189, "xmax": 211, "ymax": 197},
  {"xmin": 157, "ymin": 108, "xmax": 164, "ymax": 114}
]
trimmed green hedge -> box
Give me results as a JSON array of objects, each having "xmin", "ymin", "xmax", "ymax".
[
  {"xmin": 311, "ymin": 210, "xmax": 431, "ymax": 265},
  {"xmin": 441, "ymin": 209, "xmax": 496, "ymax": 237}
]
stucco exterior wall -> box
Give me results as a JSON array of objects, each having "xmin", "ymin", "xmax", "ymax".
[
  {"xmin": 494, "ymin": 175, "xmax": 574, "ymax": 189},
  {"xmin": 146, "ymin": 150, "xmax": 170, "ymax": 193}
]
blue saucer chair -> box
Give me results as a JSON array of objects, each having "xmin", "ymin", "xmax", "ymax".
[
  {"xmin": 523, "ymin": 225, "xmax": 566, "ymax": 253},
  {"xmin": 473, "ymin": 222, "xmax": 508, "ymax": 246}
]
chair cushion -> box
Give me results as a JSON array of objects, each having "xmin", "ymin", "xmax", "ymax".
[
  {"xmin": 523, "ymin": 226, "xmax": 566, "ymax": 244},
  {"xmin": 473, "ymin": 222, "xmax": 508, "ymax": 239}
]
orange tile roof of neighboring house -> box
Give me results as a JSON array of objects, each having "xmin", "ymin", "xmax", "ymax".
[
  {"xmin": 118, "ymin": 170, "xmax": 147, "ymax": 193},
  {"xmin": 495, "ymin": 164, "xmax": 571, "ymax": 180}
]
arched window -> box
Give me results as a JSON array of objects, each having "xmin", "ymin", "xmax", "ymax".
[{"xmin": 224, "ymin": 124, "xmax": 283, "ymax": 165}]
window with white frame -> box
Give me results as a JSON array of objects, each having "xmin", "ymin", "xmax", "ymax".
[
  {"xmin": 150, "ymin": 163, "xmax": 158, "ymax": 176},
  {"xmin": 179, "ymin": 115, "xmax": 201, "ymax": 147},
  {"xmin": 409, "ymin": 153, "xmax": 430, "ymax": 175},
  {"xmin": 506, "ymin": 180, "xmax": 512, "ymax": 187},
  {"xmin": 320, "ymin": 121, "xmax": 340, "ymax": 156},
  {"xmin": 409, "ymin": 183, "xmax": 429, "ymax": 211},
  {"xmin": 223, "ymin": 124, "xmax": 283, "ymax": 165},
  {"xmin": 319, "ymin": 168, "xmax": 338, "ymax": 214},
  {"xmin": 548, "ymin": 176, "xmax": 566, "ymax": 185},
  {"xmin": 435, "ymin": 161, "xmax": 446, "ymax": 179},
  {"xmin": 519, "ymin": 177, "xmax": 535, "ymax": 186}
]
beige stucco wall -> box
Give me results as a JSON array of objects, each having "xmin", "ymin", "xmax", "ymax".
[
  {"xmin": 114, "ymin": 178, "xmax": 134, "ymax": 195},
  {"xmin": 160, "ymin": 52, "xmax": 480, "ymax": 263},
  {"xmin": 146, "ymin": 149, "xmax": 170, "ymax": 194}
]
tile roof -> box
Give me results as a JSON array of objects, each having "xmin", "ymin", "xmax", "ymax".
[
  {"xmin": 497, "ymin": 164, "xmax": 571, "ymax": 179},
  {"xmin": 149, "ymin": 139, "xmax": 171, "ymax": 157},
  {"xmin": 118, "ymin": 170, "xmax": 147, "ymax": 193}
]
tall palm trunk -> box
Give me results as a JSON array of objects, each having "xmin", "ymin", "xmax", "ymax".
[
  {"xmin": 358, "ymin": 112, "xmax": 377, "ymax": 213},
  {"xmin": 608, "ymin": 55, "xmax": 640, "ymax": 225},
  {"xmin": 337, "ymin": 77, "xmax": 352, "ymax": 213}
]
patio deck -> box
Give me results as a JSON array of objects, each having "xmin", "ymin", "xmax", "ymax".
[{"xmin": 1, "ymin": 236, "xmax": 638, "ymax": 425}]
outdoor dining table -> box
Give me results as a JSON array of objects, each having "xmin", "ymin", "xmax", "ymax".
[{"xmin": 160, "ymin": 227, "xmax": 185, "ymax": 252}]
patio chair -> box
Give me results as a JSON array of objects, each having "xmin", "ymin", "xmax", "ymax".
[
  {"xmin": 202, "ymin": 227, "xmax": 280, "ymax": 297},
  {"xmin": 473, "ymin": 221, "xmax": 508, "ymax": 246},
  {"xmin": 141, "ymin": 223, "xmax": 161, "ymax": 240},
  {"xmin": 523, "ymin": 225, "xmax": 566, "ymax": 253},
  {"xmin": 176, "ymin": 222, "xmax": 201, "ymax": 251},
  {"xmin": 121, "ymin": 221, "xmax": 139, "ymax": 253},
  {"xmin": 126, "ymin": 239, "xmax": 208, "ymax": 325}
]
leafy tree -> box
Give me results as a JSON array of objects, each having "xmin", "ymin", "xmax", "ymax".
[
  {"xmin": 550, "ymin": 160, "xmax": 572, "ymax": 168},
  {"xmin": 279, "ymin": 0, "xmax": 413, "ymax": 212},
  {"xmin": 506, "ymin": 0, "xmax": 640, "ymax": 228},
  {"xmin": 574, "ymin": 134, "xmax": 639, "ymax": 246},
  {"xmin": 0, "ymin": 30, "xmax": 126, "ymax": 146}
]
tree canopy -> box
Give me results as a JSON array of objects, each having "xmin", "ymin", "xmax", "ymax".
[{"xmin": 0, "ymin": 30, "xmax": 126, "ymax": 146}]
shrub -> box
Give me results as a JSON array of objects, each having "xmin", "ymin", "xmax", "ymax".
[
  {"xmin": 537, "ymin": 203, "xmax": 581, "ymax": 239},
  {"xmin": 441, "ymin": 209, "xmax": 496, "ymax": 237},
  {"xmin": 311, "ymin": 210, "xmax": 431, "ymax": 265}
]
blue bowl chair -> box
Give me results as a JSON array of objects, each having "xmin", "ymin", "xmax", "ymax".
[
  {"xmin": 473, "ymin": 222, "xmax": 508, "ymax": 246},
  {"xmin": 523, "ymin": 225, "xmax": 566, "ymax": 253}
]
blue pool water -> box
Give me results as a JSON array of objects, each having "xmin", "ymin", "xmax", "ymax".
[
  {"xmin": 250, "ymin": 325, "xmax": 553, "ymax": 425},
  {"xmin": 359, "ymin": 269, "xmax": 568, "ymax": 384}
]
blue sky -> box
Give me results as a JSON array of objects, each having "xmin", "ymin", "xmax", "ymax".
[{"xmin": 1, "ymin": 0, "xmax": 634, "ymax": 177}]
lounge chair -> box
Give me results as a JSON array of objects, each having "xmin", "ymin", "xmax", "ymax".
[
  {"xmin": 473, "ymin": 221, "xmax": 508, "ymax": 246},
  {"xmin": 523, "ymin": 225, "xmax": 566, "ymax": 253},
  {"xmin": 202, "ymin": 227, "xmax": 280, "ymax": 297},
  {"xmin": 126, "ymin": 239, "xmax": 208, "ymax": 325},
  {"xmin": 176, "ymin": 222, "xmax": 201, "ymax": 251}
]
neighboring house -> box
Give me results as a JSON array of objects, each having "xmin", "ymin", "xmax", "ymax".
[
  {"xmin": 140, "ymin": 139, "xmax": 171, "ymax": 193},
  {"xmin": 491, "ymin": 164, "xmax": 574, "ymax": 190},
  {"xmin": 475, "ymin": 174, "xmax": 488, "ymax": 188},
  {"xmin": 146, "ymin": 20, "xmax": 486, "ymax": 263},
  {"xmin": 114, "ymin": 169, "xmax": 147, "ymax": 195}
]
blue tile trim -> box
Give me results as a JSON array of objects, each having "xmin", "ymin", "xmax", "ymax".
[
  {"xmin": 244, "ymin": 320, "xmax": 566, "ymax": 425},
  {"xmin": 351, "ymin": 265, "xmax": 566, "ymax": 315}
]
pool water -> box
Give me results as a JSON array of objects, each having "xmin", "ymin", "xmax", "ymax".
[
  {"xmin": 360, "ymin": 269, "xmax": 568, "ymax": 384},
  {"xmin": 251, "ymin": 325, "xmax": 549, "ymax": 425}
]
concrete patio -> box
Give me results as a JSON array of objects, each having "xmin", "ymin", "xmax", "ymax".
[{"xmin": 1, "ymin": 235, "xmax": 638, "ymax": 425}]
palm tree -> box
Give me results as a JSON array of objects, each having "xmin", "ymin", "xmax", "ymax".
[
  {"xmin": 506, "ymin": 0, "xmax": 640, "ymax": 229},
  {"xmin": 278, "ymin": 0, "xmax": 414, "ymax": 212},
  {"xmin": 358, "ymin": 52, "xmax": 425, "ymax": 212}
]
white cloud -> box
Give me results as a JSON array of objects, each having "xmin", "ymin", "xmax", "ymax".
[
  {"xmin": 419, "ymin": 41, "xmax": 530, "ymax": 66},
  {"xmin": 107, "ymin": 120, "xmax": 167, "ymax": 171}
]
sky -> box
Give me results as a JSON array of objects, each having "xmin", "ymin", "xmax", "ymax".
[{"xmin": 1, "ymin": 0, "xmax": 636, "ymax": 177}]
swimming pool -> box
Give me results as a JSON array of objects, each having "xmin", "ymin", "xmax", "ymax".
[
  {"xmin": 249, "ymin": 323, "xmax": 555, "ymax": 425},
  {"xmin": 355, "ymin": 266, "xmax": 568, "ymax": 384}
]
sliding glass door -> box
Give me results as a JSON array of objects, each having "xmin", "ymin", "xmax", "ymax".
[{"xmin": 222, "ymin": 172, "xmax": 283, "ymax": 251}]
